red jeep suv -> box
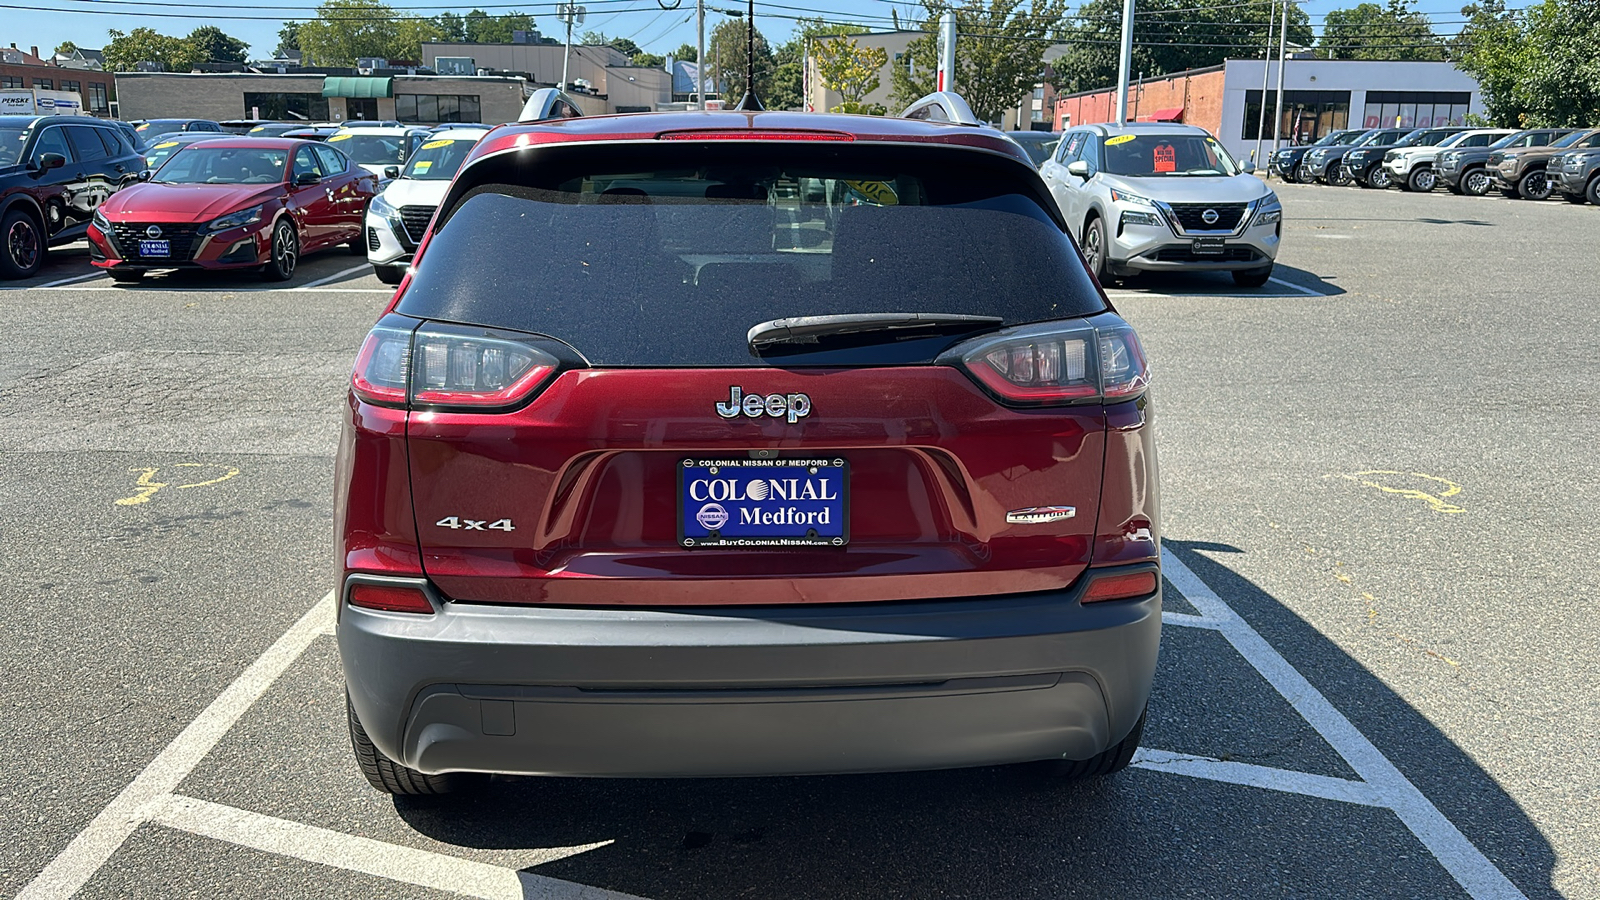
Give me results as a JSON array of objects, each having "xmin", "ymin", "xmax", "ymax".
[{"xmin": 336, "ymin": 109, "xmax": 1162, "ymax": 794}]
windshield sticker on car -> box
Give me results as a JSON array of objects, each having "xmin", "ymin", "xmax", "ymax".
[
  {"xmin": 154, "ymin": 141, "xmax": 179, "ymax": 149},
  {"xmin": 328, "ymin": 133, "xmax": 352, "ymax": 141},
  {"xmin": 420, "ymin": 139, "xmax": 453, "ymax": 150},
  {"xmin": 1106, "ymin": 134, "xmax": 1137, "ymax": 146},
  {"xmin": 1153, "ymin": 143, "xmax": 1176, "ymax": 172},
  {"xmin": 413, "ymin": 160, "xmax": 432, "ymax": 173},
  {"xmin": 844, "ymin": 180, "xmax": 898, "ymax": 205}
]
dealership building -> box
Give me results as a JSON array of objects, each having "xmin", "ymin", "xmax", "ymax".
[
  {"xmin": 1054, "ymin": 58, "xmax": 1484, "ymax": 166},
  {"xmin": 113, "ymin": 70, "xmax": 534, "ymax": 124}
]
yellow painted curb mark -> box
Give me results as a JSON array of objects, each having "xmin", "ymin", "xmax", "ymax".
[
  {"xmin": 116, "ymin": 463, "xmax": 240, "ymax": 506},
  {"xmin": 1332, "ymin": 470, "xmax": 1465, "ymax": 514}
]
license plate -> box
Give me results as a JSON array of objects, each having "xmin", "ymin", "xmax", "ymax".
[
  {"xmin": 679, "ymin": 458, "xmax": 848, "ymax": 548},
  {"xmin": 138, "ymin": 239, "xmax": 170, "ymax": 258},
  {"xmin": 1192, "ymin": 237, "xmax": 1227, "ymax": 256}
]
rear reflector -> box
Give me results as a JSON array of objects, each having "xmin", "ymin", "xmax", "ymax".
[
  {"xmin": 349, "ymin": 584, "xmax": 434, "ymax": 614},
  {"xmin": 950, "ymin": 319, "xmax": 1150, "ymax": 407},
  {"xmin": 1082, "ymin": 570, "xmax": 1159, "ymax": 603},
  {"xmin": 657, "ymin": 130, "xmax": 854, "ymax": 142}
]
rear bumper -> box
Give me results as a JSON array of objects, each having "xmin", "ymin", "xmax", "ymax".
[{"xmin": 339, "ymin": 568, "xmax": 1162, "ymax": 777}]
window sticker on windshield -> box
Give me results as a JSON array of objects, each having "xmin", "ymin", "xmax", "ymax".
[
  {"xmin": 1153, "ymin": 143, "xmax": 1176, "ymax": 173},
  {"xmin": 420, "ymin": 139, "xmax": 453, "ymax": 150},
  {"xmin": 328, "ymin": 133, "xmax": 351, "ymax": 142},
  {"xmin": 844, "ymin": 180, "xmax": 898, "ymax": 205},
  {"xmin": 154, "ymin": 141, "xmax": 178, "ymax": 149},
  {"xmin": 1105, "ymin": 134, "xmax": 1137, "ymax": 146},
  {"xmin": 413, "ymin": 160, "xmax": 432, "ymax": 173}
]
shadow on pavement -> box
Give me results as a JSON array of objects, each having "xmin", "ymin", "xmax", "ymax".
[
  {"xmin": 386, "ymin": 540, "xmax": 1555, "ymax": 900},
  {"xmin": 1108, "ymin": 262, "xmax": 1344, "ymax": 298}
]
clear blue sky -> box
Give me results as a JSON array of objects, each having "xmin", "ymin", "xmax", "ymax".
[{"xmin": 4, "ymin": 0, "xmax": 1493, "ymax": 64}]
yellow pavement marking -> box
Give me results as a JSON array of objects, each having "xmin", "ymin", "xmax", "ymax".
[
  {"xmin": 116, "ymin": 463, "xmax": 240, "ymax": 506},
  {"xmin": 1332, "ymin": 470, "xmax": 1465, "ymax": 514}
]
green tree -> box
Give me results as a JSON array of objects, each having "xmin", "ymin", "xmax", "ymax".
[
  {"xmin": 1051, "ymin": 0, "xmax": 1312, "ymax": 94},
  {"xmin": 1319, "ymin": 0, "xmax": 1445, "ymax": 60},
  {"xmin": 434, "ymin": 12, "xmax": 468, "ymax": 42},
  {"xmin": 890, "ymin": 0, "xmax": 1071, "ymax": 123},
  {"xmin": 54, "ymin": 41, "xmax": 79, "ymax": 57},
  {"xmin": 104, "ymin": 27, "xmax": 205, "ymax": 72},
  {"xmin": 298, "ymin": 0, "xmax": 441, "ymax": 65},
  {"xmin": 274, "ymin": 22, "xmax": 301, "ymax": 58},
  {"xmin": 186, "ymin": 26, "xmax": 249, "ymax": 63},
  {"xmin": 707, "ymin": 18, "xmax": 775, "ymax": 102},
  {"xmin": 632, "ymin": 51, "xmax": 667, "ymax": 67},
  {"xmin": 466, "ymin": 9, "xmax": 535, "ymax": 42},
  {"xmin": 769, "ymin": 18, "xmax": 861, "ymax": 111},
  {"xmin": 1454, "ymin": 0, "xmax": 1600, "ymax": 127},
  {"xmin": 669, "ymin": 42, "xmax": 697, "ymax": 62},
  {"xmin": 814, "ymin": 35, "xmax": 889, "ymax": 114}
]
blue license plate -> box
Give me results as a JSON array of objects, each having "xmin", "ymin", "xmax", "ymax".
[
  {"xmin": 138, "ymin": 239, "xmax": 170, "ymax": 258},
  {"xmin": 679, "ymin": 458, "xmax": 848, "ymax": 548}
]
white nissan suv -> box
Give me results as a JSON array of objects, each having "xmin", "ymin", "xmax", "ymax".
[
  {"xmin": 365, "ymin": 127, "xmax": 490, "ymax": 284},
  {"xmin": 1039, "ymin": 122, "xmax": 1281, "ymax": 288}
]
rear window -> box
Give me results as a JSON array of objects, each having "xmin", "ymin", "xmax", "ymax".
[{"xmin": 397, "ymin": 142, "xmax": 1105, "ymax": 367}]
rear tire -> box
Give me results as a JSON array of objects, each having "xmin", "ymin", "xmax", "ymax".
[
  {"xmin": 108, "ymin": 269, "xmax": 145, "ymax": 283},
  {"xmin": 1038, "ymin": 707, "xmax": 1146, "ymax": 779},
  {"xmin": 1463, "ymin": 168, "xmax": 1492, "ymax": 196},
  {"xmin": 1406, "ymin": 167, "xmax": 1436, "ymax": 193},
  {"xmin": 373, "ymin": 264, "xmax": 405, "ymax": 285},
  {"xmin": 1, "ymin": 208, "xmax": 45, "ymax": 279},
  {"xmin": 347, "ymin": 696, "xmax": 483, "ymax": 795},
  {"xmin": 1232, "ymin": 264, "xmax": 1274, "ymax": 288}
]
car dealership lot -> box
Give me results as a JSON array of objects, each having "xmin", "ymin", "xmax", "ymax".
[{"xmin": 3, "ymin": 183, "xmax": 1596, "ymax": 899}]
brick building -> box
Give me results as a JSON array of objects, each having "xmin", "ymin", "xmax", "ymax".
[{"xmin": 0, "ymin": 44, "xmax": 113, "ymax": 116}]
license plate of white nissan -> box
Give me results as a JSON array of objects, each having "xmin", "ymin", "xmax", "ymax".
[{"xmin": 679, "ymin": 458, "xmax": 849, "ymax": 548}]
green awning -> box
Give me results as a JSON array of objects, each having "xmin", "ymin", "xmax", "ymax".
[{"xmin": 323, "ymin": 77, "xmax": 392, "ymax": 99}]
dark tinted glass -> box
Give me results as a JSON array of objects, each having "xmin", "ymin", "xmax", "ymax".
[
  {"xmin": 66, "ymin": 126, "xmax": 107, "ymax": 161},
  {"xmin": 398, "ymin": 143, "xmax": 1102, "ymax": 367}
]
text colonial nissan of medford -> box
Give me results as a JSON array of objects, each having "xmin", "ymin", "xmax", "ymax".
[{"xmin": 335, "ymin": 100, "xmax": 1162, "ymax": 794}]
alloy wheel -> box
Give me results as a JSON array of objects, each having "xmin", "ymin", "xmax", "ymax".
[
  {"xmin": 1083, "ymin": 219, "xmax": 1102, "ymax": 274},
  {"xmin": 1368, "ymin": 168, "xmax": 1390, "ymax": 189},
  {"xmin": 1413, "ymin": 169, "xmax": 1437, "ymax": 192},
  {"xmin": 7, "ymin": 218, "xmax": 39, "ymax": 272},
  {"xmin": 1464, "ymin": 170, "xmax": 1491, "ymax": 196},
  {"xmin": 1518, "ymin": 171, "xmax": 1553, "ymax": 201},
  {"xmin": 273, "ymin": 222, "xmax": 297, "ymax": 278}
]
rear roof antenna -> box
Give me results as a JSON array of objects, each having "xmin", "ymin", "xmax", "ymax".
[{"xmin": 733, "ymin": 0, "xmax": 764, "ymax": 111}]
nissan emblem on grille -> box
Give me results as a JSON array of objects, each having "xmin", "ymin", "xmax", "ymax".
[
  {"xmin": 1201, "ymin": 209, "xmax": 1220, "ymax": 225},
  {"xmin": 145, "ymin": 225, "xmax": 162, "ymax": 238}
]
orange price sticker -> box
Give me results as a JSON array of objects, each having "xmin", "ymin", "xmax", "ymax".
[{"xmin": 1153, "ymin": 144, "xmax": 1176, "ymax": 173}]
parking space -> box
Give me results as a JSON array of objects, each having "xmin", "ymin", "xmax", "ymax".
[
  {"xmin": 5, "ymin": 183, "xmax": 1593, "ymax": 899},
  {"xmin": 0, "ymin": 241, "xmax": 392, "ymax": 294}
]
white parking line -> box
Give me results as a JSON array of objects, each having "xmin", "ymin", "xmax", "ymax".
[
  {"xmin": 1132, "ymin": 749, "xmax": 1383, "ymax": 807},
  {"xmin": 1158, "ymin": 548, "xmax": 1526, "ymax": 900},
  {"xmin": 35, "ymin": 272, "xmax": 105, "ymax": 289},
  {"xmin": 1266, "ymin": 276, "xmax": 1329, "ymax": 296},
  {"xmin": 17, "ymin": 594, "xmax": 335, "ymax": 900},
  {"xmin": 154, "ymin": 796, "xmax": 643, "ymax": 900},
  {"xmin": 293, "ymin": 263, "xmax": 372, "ymax": 290}
]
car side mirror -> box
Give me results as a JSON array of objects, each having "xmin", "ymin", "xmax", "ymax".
[
  {"xmin": 137, "ymin": 169, "xmax": 153, "ymax": 182},
  {"xmin": 295, "ymin": 172, "xmax": 321, "ymax": 186},
  {"xmin": 1066, "ymin": 160, "xmax": 1091, "ymax": 179},
  {"xmin": 35, "ymin": 152, "xmax": 66, "ymax": 172},
  {"xmin": 383, "ymin": 166, "xmax": 400, "ymax": 180}
]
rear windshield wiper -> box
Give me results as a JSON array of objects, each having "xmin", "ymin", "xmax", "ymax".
[{"xmin": 748, "ymin": 313, "xmax": 1004, "ymax": 356}]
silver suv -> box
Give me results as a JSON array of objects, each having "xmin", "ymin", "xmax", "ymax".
[{"xmin": 1039, "ymin": 123, "xmax": 1281, "ymax": 288}]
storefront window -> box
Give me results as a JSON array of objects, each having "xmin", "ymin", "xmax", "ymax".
[
  {"xmin": 396, "ymin": 94, "xmax": 481, "ymax": 124},
  {"xmin": 88, "ymin": 83, "xmax": 108, "ymax": 114},
  {"xmin": 0, "ymin": 76, "xmax": 22, "ymax": 89},
  {"xmin": 1362, "ymin": 91, "xmax": 1470, "ymax": 128},
  {"xmin": 243, "ymin": 92, "xmax": 330, "ymax": 122},
  {"xmin": 1243, "ymin": 90, "xmax": 1351, "ymax": 143}
]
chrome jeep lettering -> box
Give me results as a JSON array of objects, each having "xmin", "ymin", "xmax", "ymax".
[{"xmin": 715, "ymin": 387, "xmax": 812, "ymax": 424}]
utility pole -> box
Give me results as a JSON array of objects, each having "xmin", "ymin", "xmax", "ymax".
[
  {"xmin": 558, "ymin": 3, "xmax": 584, "ymax": 91},
  {"xmin": 1253, "ymin": 0, "xmax": 1276, "ymax": 171},
  {"xmin": 696, "ymin": 0, "xmax": 706, "ymax": 109},
  {"xmin": 936, "ymin": 13, "xmax": 956, "ymax": 92},
  {"xmin": 1272, "ymin": 0, "xmax": 1288, "ymax": 153},
  {"xmin": 1114, "ymin": 0, "xmax": 1134, "ymax": 123}
]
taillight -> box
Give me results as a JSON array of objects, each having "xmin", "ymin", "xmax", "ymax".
[
  {"xmin": 1082, "ymin": 569, "xmax": 1158, "ymax": 603},
  {"xmin": 949, "ymin": 318, "xmax": 1150, "ymax": 406},
  {"xmin": 350, "ymin": 316, "xmax": 564, "ymax": 411},
  {"xmin": 349, "ymin": 583, "xmax": 434, "ymax": 614}
]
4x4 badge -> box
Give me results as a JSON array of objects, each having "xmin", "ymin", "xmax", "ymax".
[{"xmin": 716, "ymin": 386, "xmax": 812, "ymax": 424}]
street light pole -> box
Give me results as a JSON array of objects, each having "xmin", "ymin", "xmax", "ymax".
[
  {"xmin": 696, "ymin": 0, "xmax": 706, "ymax": 109},
  {"xmin": 1253, "ymin": 0, "xmax": 1276, "ymax": 171},
  {"xmin": 1114, "ymin": 0, "xmax": 1134, "ymax": 123},
  {"xmin": 1272, "ymin": 0, "xmax": 1288, "ymax": 152}
]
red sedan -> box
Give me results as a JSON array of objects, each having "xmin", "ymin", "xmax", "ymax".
[{"xmin": 88, "ymin": 137, "xmax": 377, "ymax": 282}]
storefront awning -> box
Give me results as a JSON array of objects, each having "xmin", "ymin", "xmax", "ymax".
[
  {"xmin": 323, "ymin": 77, "xmax": 392, "ymax": 99},
  {"xmin": 1146, "ymin": 107, "xmax": 1185, "ymax": 122}
]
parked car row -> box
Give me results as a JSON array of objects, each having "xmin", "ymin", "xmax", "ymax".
[{"xmin": 1270, "ymin": 125, "xmax": 1600, "ymax": 204}]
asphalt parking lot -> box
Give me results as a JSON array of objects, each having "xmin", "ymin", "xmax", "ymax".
[{"xmin": 3, "ymin": 183, "xmax": 1596, "ymax": 899}]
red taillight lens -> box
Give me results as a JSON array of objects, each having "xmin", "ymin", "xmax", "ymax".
[
  {"xmin": 350, "ymin": 318, "xmax": 563, "ymax": 411},
  {"xmin": 1082, "ymin": 570, "xmax": 1158, "ymax": 603},
  {"xmin": 349, "ymin": 583, "xmax": 434, "ymax": 614},
  {"xmin": 954, "ymin": 319, "xmax": 1150, "ymax": 406}
]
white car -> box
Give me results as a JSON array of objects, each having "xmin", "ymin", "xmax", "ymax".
[
  {"xmin": 364, "ymin": 128, "xmax": 489, "ymax": 283},
  {"xmin": 325, "ymin": 125, "xmax": 430, "ymax": 181},
  {"xmin": 1039, "ymin": 122, "xmax": 1281, "ymax": 287},
  {"xmin": 1382, "ymin": 129, "xmax": 1516, "ymax": 192}
]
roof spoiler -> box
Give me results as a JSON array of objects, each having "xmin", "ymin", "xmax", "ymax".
[
  {"xmin": 519, "ymin": 87, "xmax": 583, "ymax": 123},
  {"xmin": 898, "ymin": 91, "xmax": 986, "ymax": 127}
]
